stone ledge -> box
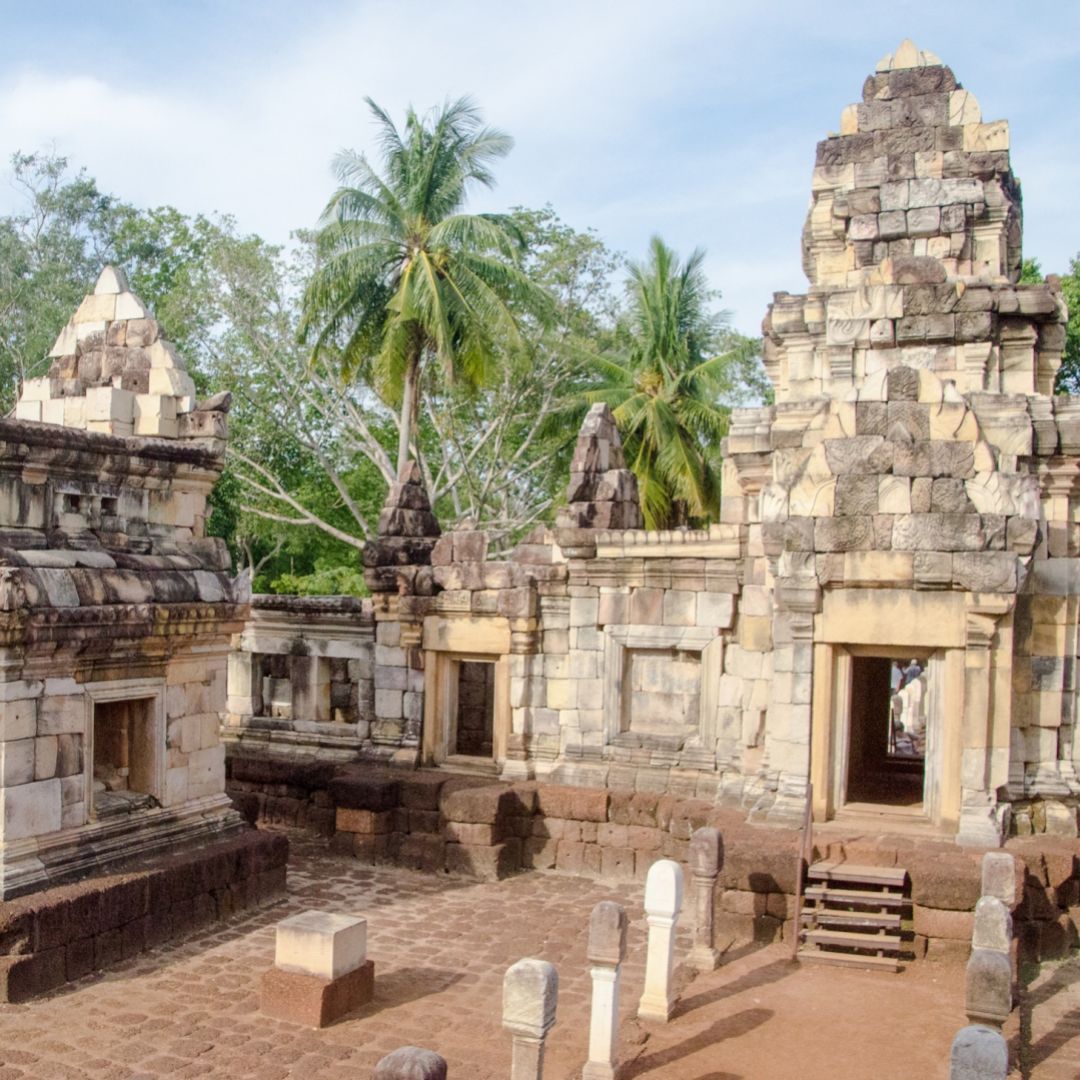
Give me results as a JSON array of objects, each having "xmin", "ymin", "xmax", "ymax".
[{"xmin": 0, "ymin": 828, "xmax": 287, "ymax": 1002}]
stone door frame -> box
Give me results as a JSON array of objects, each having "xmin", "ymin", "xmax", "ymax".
[
  {"xmin": 422, "ymin": 650, "xmax": 510, "ymax": 767},
  {"xmin": 82, "ymin": 677, "xmax": 167, "ymax": 826},
  {"xmin": 601, "ymin": 625, "xmax": 722, "ymax": 750},
  {"xmin": 813, "ymin": 643, "xmax": 948, "ymax": 826}
]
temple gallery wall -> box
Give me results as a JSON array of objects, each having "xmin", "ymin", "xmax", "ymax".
[{"xmin": 222, "ymin": 41, "xmax": 1080, "ymax": 852}]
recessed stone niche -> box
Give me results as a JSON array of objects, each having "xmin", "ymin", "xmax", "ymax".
[
  {"xmin": 603, "ymin": 626, "xmax": 721, "ymax": 752},
  {"xmin": 85, "ymin": 681, "xmax": 166, "ymax": 823},
  {"xmin": 619, "ymin": 648, "xmax": 701, "ymax": 744}
]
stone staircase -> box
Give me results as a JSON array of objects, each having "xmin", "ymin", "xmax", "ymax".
[{"xmin": 797, "ymin": 861, "xmax": 910, "ymax": 971}]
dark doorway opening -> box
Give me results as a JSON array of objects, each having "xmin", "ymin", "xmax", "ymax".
[
  {"xmin": 454, "ymin": 660, "xmax": 495, "ymax": 758},
  {"xmin": 846, "ymin": 656, "xmax": 925, "ymax": 808},
  {"xmin": 93, "ymin": 697, "xmax": 158, "ymax": 817}
]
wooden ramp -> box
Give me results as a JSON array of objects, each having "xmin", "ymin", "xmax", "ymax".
[{"xmin": 797, "ymin": 861, "xmax": 910, "ymax": 971}]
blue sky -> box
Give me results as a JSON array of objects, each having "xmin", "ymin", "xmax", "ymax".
[{"xmin": 0, "ymin": 1, "xmax": 1077, "ymax": 335}]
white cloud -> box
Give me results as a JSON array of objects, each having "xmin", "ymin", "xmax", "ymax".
[{"xmin": 0, "ymin": 1, "xmax": 1077, "ymax": 337}]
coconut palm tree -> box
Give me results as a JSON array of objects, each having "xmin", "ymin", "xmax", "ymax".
[
  {"xmin": 300, "ymin": 97, "xmax": 549, "ymax": 474},
  {"xmin": 587, "ymin": 236, "xmax": 758, "ymax": 529}
]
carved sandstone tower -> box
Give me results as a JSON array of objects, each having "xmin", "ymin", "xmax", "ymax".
[{"xmin": 723, "ymin": 41, "xmax": 1075, "ymax": 843}]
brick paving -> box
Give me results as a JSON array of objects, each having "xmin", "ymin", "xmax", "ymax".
[
  {"xmin": 0, "ymin": 831, "xmax": 654, "ymax": 1080},
  {"xmin": 0, "ymin": 829, "xmax": 1074, "ymax": 1079},
  {"xmin": 1023, "ymin": 954, "xmax": 1080, "ymax": 1080}
]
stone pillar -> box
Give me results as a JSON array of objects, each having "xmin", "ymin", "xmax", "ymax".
[
  {"xmin": 503, "ymin": 958, "xmax": 558, "ymax": 1080},
  {"xmin": 290, "ymin": 654, "xmax": 331, "ymax": 723},
  {"xmin": 762, "ymin": 577, "xmax": 820, "ymax": 827},
  {"xmin": 949, "ymin": 1025, "xmax": 1008, "ymax": 1080},
  {"xmin": 688, "ymin": 827, "xmax": 723, "ymax": 970},
  {"xmin": 226, "ymin": 648, "xmax": 263, "ymax": 718},
  {"xmin": 957, "ymin": 598, "xmax": 1012, "ymax": 847},
  {"xmin": 582, "ymin": 901, "xmax": 627, "ymax": 1080},
  {"xmin": 363, "ymin": 462, "xmax": 441, "ymax": 762},
  {"xmin": 637, "ymin": 859, "xmax": 684, "ymax": 1022},
  {"xmin": 373, "ymin": 1047, "xmax": 448, "ymax": 1080}
]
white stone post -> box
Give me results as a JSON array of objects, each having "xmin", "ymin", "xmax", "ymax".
[
  {"xmin": 980, "ymin": 852, "xmax": 1017, "ymax": 908},
  {"xmin": 637, "ymin": 859, "xmax": 684, "ymax": 1022},
  {"xmin": 972, "ymin": 896, "xmax": 1012, "ymax": 956},
  {"xmin": 503, "ymin": 958, "xmax": 558, "ymax": 1080},
  {"xmin": 688, "ymin": 827, "xmax": 723, "ymax": 970},
  {"xmin": 582, "ymin": 901, "xmax": 627, "ymax": 1080}
]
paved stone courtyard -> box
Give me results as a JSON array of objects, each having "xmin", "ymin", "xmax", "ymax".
[{"xmin": 0, "ymin": 829, "xmax": 1073, "ymax": 1079}]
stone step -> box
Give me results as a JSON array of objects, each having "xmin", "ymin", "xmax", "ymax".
[
  {"xmin": 802, "ymin": 928, "xmax": 902, "ymax": 952},
  {"xmin": 807, "ymin": 861, "xmax": 908, "ymax": 888},
  {"xmin": 802, "ymin": 909, "xmax": 903, "ymax": 932},
  {"xmin": 803, "ymin": 885, "xmax": 908, "ymax": 908},
  {"xmin": 796, "ymin": 947, "xmax": 899, "ymax": 972}
]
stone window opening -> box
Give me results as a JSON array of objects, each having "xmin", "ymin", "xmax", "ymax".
[
  {"xmin": 844, "ymin": 656, "xmax": 927, "ymax": 810},
  {"xmin": 91, "ymin": 697, "xmax": 160, "ymax": 818}
]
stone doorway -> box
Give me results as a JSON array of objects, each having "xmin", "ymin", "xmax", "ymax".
[
  {"xmin": 454, "ymin": 660, "xmax": 496, "ymax": 758},
  {"xmin": 845, "ymin": 656, "xmax": 926, "ymax": 810},
  {"xmin": 422, "ymin": 650, "xmax": 509, "ymax": 773},
  {"xmin": 85, "ymin": 681, "xmax": 166, "ymax": 822},
  {"xmin": 92, "ymin": 697, "xmax": 159, "ymax": 816}
]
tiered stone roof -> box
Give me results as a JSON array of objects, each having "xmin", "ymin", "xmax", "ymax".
[{"xmin": 15, "ymin": 266, "xmax": 199, "ymax": 439}]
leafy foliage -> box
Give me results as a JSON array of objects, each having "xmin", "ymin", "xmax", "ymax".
[
  {"xmin": 1019, "ymin": 256, "xmax": 1080, "ymax": 396},
  {"xmin": 0, "ymin": 136, "xmax": 767, "ymax": 591},
  {"xmin": 300, "ymin": 97, "xmax": 551, "ymax": 473},
  {"xmin": 574, "ymin": 236, "xmax": 764, "ymax": 528}
]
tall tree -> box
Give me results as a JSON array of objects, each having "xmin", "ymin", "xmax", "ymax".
[
  {"xmin": 1017, "ymin": 257, "xmax": 1080, "ymax": 395},
  {"xmin": 0, "ymin": 152, "xmax": 128, "ymax": 408},
  {"xmin": 585, "ymin": 236, "xmax": 762, "ymax": 529},
  {"xmin": 300, "ymin": 97, "xmax": 549, "ymax": 473}
]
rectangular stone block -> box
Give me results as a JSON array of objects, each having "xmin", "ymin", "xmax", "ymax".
[
  {"xmin": 1, "ymin": 777, "xmax": 62, "ymax": 841},
  {"xmin": 275, "ymin": 911, "xmax": 367, "ymax": 980},
  {"xmin": 260, "ymin": 959, "xmax": 374, "ymax": 1029},
  {"xmin": 0, "ymin": 739, "xmax": 36, "ymax": 786}
]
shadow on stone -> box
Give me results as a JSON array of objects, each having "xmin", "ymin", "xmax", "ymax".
[{"xmin": 620, "ymin": 1007, "xmax": 772, "ymax": 1078}]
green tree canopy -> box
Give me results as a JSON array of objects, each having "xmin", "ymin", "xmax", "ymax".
[
  {"xmin": 582, "ymin": 236, "xmax": 763, "ymax": 529},
  {"xmin": 300, "ymin": 97, "xmax": 551, "ymax": 473}
]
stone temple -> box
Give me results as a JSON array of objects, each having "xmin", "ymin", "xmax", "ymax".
[
  {"xmin": 229, "ymin": 39, "xmax": 1077, "ymax": 850},
  {"xmin": 0, "ymin": 41, "xmax": 1077, "ymax": 1001}
]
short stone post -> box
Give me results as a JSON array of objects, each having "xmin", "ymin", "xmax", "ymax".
[
  {"xmin": 503, "ymin": 958, "xmax": 558, "ymax": 1080},
  {"xmin": 688, "ymin": 827, "xmax": 723, "ymax": 970},
  {"xmin": 259, "ymin": 910, "xmax": 374, "ymax": 1028},
  {"xmin": 972, "ymin": 896, "xmax": 1012, "ymax": 957},
  {"xmin": 965, "ymin": 949, "xmax": 1012, "ymax": 1028},
  {"xmin": 637, "ymin": 859, "xmax": 684, "ymax": 1022},
  {"xmin": 980, "ymin": 852, "xmax": 1017, "ymax": 908},
  {"xmin": 374, "ymin": 1047, "xmax": 448, "ymax": 1080},
  {"xmin": 949, "ymin": 1024, "xmax": 1008, "ymax": 1080},
  {"xmin": 582, "ymin": 901, "xmax": 627, "ymax": 1080}
]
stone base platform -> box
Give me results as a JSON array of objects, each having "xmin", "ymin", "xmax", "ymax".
[
  {"xmin": 227, "ymin": 750, "xmax": 1080, "ymax": 965},
  {"xmin": 0, "ymin": 826, "xmax": 288, "ymax": 1002},
  {"xmin": 260, "ymin": 958, "xmax": 375, "ymax": 1027}
]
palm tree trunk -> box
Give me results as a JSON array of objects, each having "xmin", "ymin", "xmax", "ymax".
[{"xmin": 396, "ymin": 349, "xmax": 421, "ymax": 474}]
